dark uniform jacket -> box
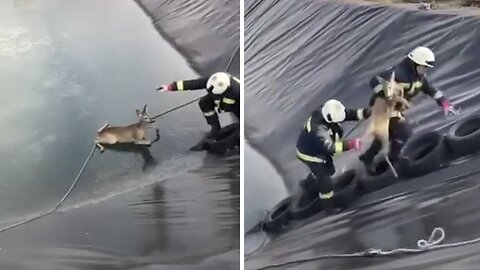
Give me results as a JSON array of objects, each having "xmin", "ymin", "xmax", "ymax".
[
  {"xmin": 369, "ymin": 57, "xmax": 446, "ymax": 108},
  {"xmin": 296, "ymin": 107, "xmax": 369, "ymax": 164},
  {"xmin": 169, "ymin": 74, "xmax": 240, "ymax": 119}
]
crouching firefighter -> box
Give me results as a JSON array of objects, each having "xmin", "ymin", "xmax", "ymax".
[
  {"xmin": 359, "ymin": 46, "xmax": 459, "ymax": 173},
  {"xmin": 296, "ymin": 99, "xmax": 370, "ymax": 213},
  {"xmin": 157, "ymin": 72, "xmax": 240, "ymax": 151}
]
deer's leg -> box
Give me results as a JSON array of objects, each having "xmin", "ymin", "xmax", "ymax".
[
  {"xmin": 359, "ymin": 100, "xmax": 390, "ymax": 174},
  {"xmin": 135, "ymin": 130, "xmax": 151, "ymax": 146},
  {"xmin": 96, "ymin": 143, "xmax": 105, "ymax": 153},
  {"xmin": 359, "ymin": 136, "xmax": 383, "ymax": 172},
  {"xmin": 377, "ymin": 119, "xmax": 390, "ymax": 152},
  {"xmin": 95, "ymin": 135, "xmax": 117, "ymax": 152},
  {"xmin": 95, "ymin": 137, "xmax": 106, "ymax": 152},
  {"xmin": 135, "ymin": 140, "xmax": 152, "ymax": 146},
  {"xmin": 97, "ymin": 122, "xmax": 109, "ymax": 133}
]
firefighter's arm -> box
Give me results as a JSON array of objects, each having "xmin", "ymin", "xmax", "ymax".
[
  {"xmin": 324, "ymin": 138, "xmax": 362, "ymax": 155},
  {"xmin": 421, "ymin": 77, "xmax": 447, "ymax": 106},
  {"xmin": 157, "ymin": 77, "xmax": 209, "ymax": 92},
  {"xmin": 421, "ymin": 77, "xmax": 458, "ymax": 116},
  {"xmin": 345, "ymin": 108, "xmax": 371, "ymax": 121},
  {"xmin": 316, "ymin": 126, "xmax": 338, "ymax": 155},
  {"xmin": 316, "ymin": 126, "xmax": 361, "ymax": 155}
]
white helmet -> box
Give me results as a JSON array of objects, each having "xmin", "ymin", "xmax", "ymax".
[
  {"xmin": 407, "ymin": 46, "xmax": 435, "ymax": 68},
  {"xmin": 322, "ymin": 99, "xmax": 346, "ymax": 123},
  {"xmin": 207, "ymin": 72, "xmax": 231, "ymax": 95}
]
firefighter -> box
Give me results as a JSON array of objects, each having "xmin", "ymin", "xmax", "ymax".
[
  {"xmin": 296, "ymin": 99, "xmax": 370, "ymax": 213},
  {"xmin": 359, "ymin": 46, "xmax": 459, "ymax": 173},
  {"xmin": 157, "ymin": 72, "xmax": 240, "ymax": 151}
]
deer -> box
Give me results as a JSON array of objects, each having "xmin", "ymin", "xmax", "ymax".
[
  {"xmin": 95, "ymin": 104, "xmax": 160, "ymax": 153},
  {"xmin": 361, "ymin": 71, "xmax": 410, "ymax": 177}
]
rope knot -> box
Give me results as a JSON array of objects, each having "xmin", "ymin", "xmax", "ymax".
[
  {"xmin": 364, "ymin": 248, "xmax": 382, "ymax": 257},
  {"xmin": 417, "ymin": 227, "xmax": 445, "ymax": 249}
]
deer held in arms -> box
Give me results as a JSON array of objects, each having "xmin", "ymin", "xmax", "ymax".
[
  {"xmin": 363, "ymin": 71, "xmax": 410, "ymax": 159},
  {"xmin": 95, "ymin": 104, "xmax": 159, "ymax": 152}
]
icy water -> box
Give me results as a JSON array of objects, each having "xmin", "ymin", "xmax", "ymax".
[{"xmin": 0, "ymin": 0, "xmax": 239, "ymax": 268}]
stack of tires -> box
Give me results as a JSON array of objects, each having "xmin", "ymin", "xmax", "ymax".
[{"xmin": 262, "ymin": 113, "xmax": 480, "ymax": 234}]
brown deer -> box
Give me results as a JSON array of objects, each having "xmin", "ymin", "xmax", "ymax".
[
  {"xmin": 95, "ymin": 104, "xmax": 159, "ymax": 152},
  {"xmin": 361, "ymin": 72, "xmax": 410, "ymax": 174}
]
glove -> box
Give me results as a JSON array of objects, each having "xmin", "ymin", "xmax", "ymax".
[
  {"xmin": 346, "ymin": 138, "xmax": 361, "ymax": 151},
  {"xmin": 441, "ymin": 100, "xmax": 460, "ymax": 116},
  {"xmin": 156, "ymin": 83, "xmax": 175, "ymax": 92},
  {"xmin": 362, "ymin": 107, "xmax": 372, "ymax": 119}
]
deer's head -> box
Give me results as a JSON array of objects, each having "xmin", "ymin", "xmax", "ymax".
[{"xmin": 135, "ymin": 104, "xmax": 155, "ymax": 124}]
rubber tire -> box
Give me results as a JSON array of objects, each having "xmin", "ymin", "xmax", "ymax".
[
  {"xmin": 288, "ymin": 191, "xmax": 322, "ymax": 221},
  {"xmin": 263, "ymin": 196, "xmax": 293, "ymax": 233},
  {"xmin": 445, "ymin": 113, "xmax": 480, "ymax": 158},
  {"xmin": 332, "ymin": 170, "xmax": 360, "ymax": 209},
  {"xmin": 204, "ymin": 123, "xmax": 240, "ymax": 155},
  {"xmin": 358, "ymin": 160, "xmax": 398, "ymax": 194},
  {"xmin": 399, "ymin": 131, "xmax": 446, "ymax": 177}
]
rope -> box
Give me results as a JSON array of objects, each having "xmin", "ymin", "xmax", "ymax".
[
  {"xmin": 245, "ymin": 210, "xmax": 271, "ymax": 260},
  {"xmin": 383, "ymin": 153, "xmax": 399, "ymax": 179},
  {"xmin": 253, "ymin": 227, "xmax": 480, "ymax": 270},
  {"xmin": 0, "ymin": 144, "xmax": 97, "ymax": 234},
  {"xmin": 344, "ymin": 120, "xmax": 363, "ymax": 138},
  {"xmin": 151, "ymin": 97, "xmax": 201, "ymax": 120},
  {"xmin": 251, "ymin": 164, "xmax": 480, "ymax": 269},
  {"xmin": 151, "ymin": 44, "xmax": 240, "ymax": 120}
]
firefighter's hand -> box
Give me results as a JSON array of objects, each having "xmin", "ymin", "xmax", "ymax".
[
  {"xmin": 442, "ymin": 100, "xmax": 460, "ymax": 117},
  {"xmin": 156, "ymin": 84, "xmax": 175, "ymax": 92},
  {"xmin": 362, "ymin": 107, "xmax": 372, "ymax": 119},
  {"xmin": 445, "ymin": 106, "xmax": 460, "ymax": 117}
]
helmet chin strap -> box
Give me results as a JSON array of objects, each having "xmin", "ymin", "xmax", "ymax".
[
  {"xmin": 207, "ymin": 85, "xmax": 216, "ymax": 95},
  {"xmin": 324, "ymin": 114, "xmax": 339, "ymax": 127},
  {"xmin": 207, "ymin": 86, "xmax": 225, "ymax": 101},
  {"xmin": 326, "ymin": 114, "xmax": 333, "ymax": 123}
]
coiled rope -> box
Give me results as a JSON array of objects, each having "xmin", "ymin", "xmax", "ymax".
[
  {"xmin": 0, "ymin": 144, "xmax": 96, "ymax": 233},
  {"xmin": 253, "ymin": 227, "xmax": 480, "ymax": 270}
]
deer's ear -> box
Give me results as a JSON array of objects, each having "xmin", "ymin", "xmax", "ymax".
[
  {"xmin": 136, "ymin": 109, "xmax": 141, "ymax": 115},
  {"xmin": 143, "ymin": 104, "xmax": 147, "ymax": 112}
]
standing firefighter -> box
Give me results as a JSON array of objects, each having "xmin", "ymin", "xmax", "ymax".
[
  {"xmin": 359, "ymin": 46, "xmax": 459, "ymax": 173},
  {"xmin": 157, "ymin": 72, "xmax": 240, "ymax": 151},
  {"xmin": 296, "ymin": 99, "xmax": 370, "ymax": 213}
]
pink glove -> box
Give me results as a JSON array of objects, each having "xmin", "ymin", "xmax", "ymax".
[
  {"xmin": 441, "ymin": 100, "xmax": 459, "ymax": 116},
  {"xmin": 346, "ymin": 138, "xmax": 362, "ymax": 151},
  {"xmin": 156, "ymin": 83, "xmax": 175, "ymax": 92}
]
